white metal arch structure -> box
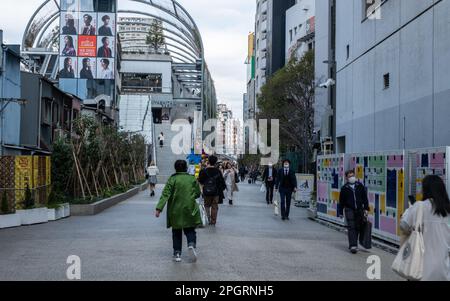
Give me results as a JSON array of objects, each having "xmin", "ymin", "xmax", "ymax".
[{"xmin": 22, "ymin": 0, "xmax": 217, "ymax": 120}]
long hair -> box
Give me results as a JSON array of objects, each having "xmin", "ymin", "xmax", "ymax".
[
  {"xmin": 65, "ymin": 36, "xmax": 74, "ymax": 48},
  {"xmin": 422, "ymin": 175, "xmax": 450, "ymax": 217},
  {"xmin": 82, "ymin": 58, "xmax": 90, "ymax": 70},
  {"xmin": 64, "ymin": 58, "xmax": 72, "ymax": 70}
]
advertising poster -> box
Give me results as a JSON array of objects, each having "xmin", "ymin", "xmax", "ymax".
[
  {"xmin": 79, "ymin": 12, "xmax": 97, "ymax": 35},
  {"xmin": 295, "ymin": 174, "xmax": 315, "ymax": 207},
  {"xmin": 59, "ymin": 57, "xmax": 78, "ymax": 79},
  {"xmin": 97, "ymin": 13, "xmax": 116, "ymax": 36},
  {"xmin": 60, "ymin": 35, "xmax": 78, "ymax": 57},
  {"xmin": 78, "ymin": 57, "xmax": 97, "ymax": 79},
  {"xmin": 97, "ymin": 36, "xmax": 115, "ymax": 58},
  {"xmin": 97, "ymin": 58, "xmax": 114, "ymax": 79},
  {"xmin": 61, "ymin": 0, "xmax": 79, "ymax": 12},
  {"xmin": 78, "ymin": 35, "xmax": 97, "ymax": 57},
  {"xmin": 61, "ymin": 12, "xmax": 79, "ymax": 35}
]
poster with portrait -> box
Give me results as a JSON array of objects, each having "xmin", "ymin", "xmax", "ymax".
[
  {"xmin": 60, "ymin": 0, "xmax": 79, "ymax": 13},
  {"xmin": 96, "ymin": 36, "xmax": 115, "ymax": 58},
  {"xmin": 79, "ymin": 12, "xmax": 97, "ymax": 36},
  {"xmin": 97, "ymin": 13, "xmax": 116, "ymax": 36},
  {"xmin": 78, "ymin": 35, "xmax": 97, "ymax": 57},
  {"xmin": 79, "ymin": 0, "xmax": 95, "ymax": 12},
  {"xmin": 97, "ymin": 58, "xmax": 114, "ymax": 80},
  {"xmin": 60, "ymin": 35, "xmax": 78, "ymax": 57},
  {"xmin": 60, "ymin": 12, "xmax": 79, "ymax": 35},
  {"xmin": 78, "ymin": 57, "xmax": 97, "ymax": 79},
  {"xmin": 59, "ymin": 57, "xmax": 78, "ymax": 79}
]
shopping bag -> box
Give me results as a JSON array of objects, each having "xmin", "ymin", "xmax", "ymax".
[
  {"xmin": 274, "ymin": 194, "xmax": 280, "ymax": 216},
  {"xmin": 392, "ymin": 203, "xmax": 425, "ymax": 281},
  {"xmin": 260, "ymin": 184, "xmax": 266, "ymax": 193},
  {"xmin": 197, "ymin": 200, "xmax": 209, "ymax": 228},
  {"xmin": 359, "ymin": 218, "xmax": 372, "ymax": 249}
]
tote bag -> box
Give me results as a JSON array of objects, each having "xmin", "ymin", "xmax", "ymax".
[
  {"xmin": 196, "ymin": 199, "xmax": 209, "ymax": 228},
  {"xmin": 391, "ymin": 202, "xmax": 425, "ymax": 281},
  {"xmin": 274, "ymin": 193, "xmax": 280, "ymax": 216}
]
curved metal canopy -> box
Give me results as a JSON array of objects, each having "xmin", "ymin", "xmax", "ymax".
[{"xmin": 22, "ymin": 0, "xmax": 204, "ymax": 63}]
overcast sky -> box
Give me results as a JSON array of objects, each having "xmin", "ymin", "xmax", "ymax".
[{"xmin": 0, "ymin": 0, "xmax": 255, "ymax": 119}]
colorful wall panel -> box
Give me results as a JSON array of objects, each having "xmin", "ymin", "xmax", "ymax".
[
  {"xmin": 316, "ymin": 155, "xmax": 346, "ymax": 225},
  {"xmin": 415, "ymin": 148, "xmax": 449, "ymax": 202}
]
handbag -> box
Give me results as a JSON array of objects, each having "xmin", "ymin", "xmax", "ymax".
[
  {"xmin": 274, "ymin": 193, "xmax": 280, "ymax": 216},
  {"xmin": 197, "ymin": 200, "xmax": 209, "ymax": 228},
  {"xmin": 359, "ymin": 216, "xmax": 372, "ymax": 249},
  {"xmin": 391, "ymin": 202, "xmax": 425, "ymax": 281},
  {"xmin": 260, "ymin": 184, "xmax": 266, "ymax": 193}
]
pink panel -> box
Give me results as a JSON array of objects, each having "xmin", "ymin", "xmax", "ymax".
[
  {"xmin": 430, "ymin": 152, "xmax": 445, "ymax": 165},
  {"xmin": 387, "ymin": 155, "xmax": 403, "ymax": 168},
  {"xmin": 368, "ymin": 193, "xmax": 375, "ymax": 205},
  {"xmin": 318, "ymin": 182, "xmax": 328, "ymax": 200},
  {"xmin": 416, "ymin": 154, "xmax": 421, "ymax": 167},
  {"xmin": 379, "ymin": 216, "xmax": 397, "ymax": 235}
]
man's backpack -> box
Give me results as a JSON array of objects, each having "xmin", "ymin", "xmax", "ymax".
[{"xmin": 203, "ymin": 169, "xmax": 219, "ymax": 197}]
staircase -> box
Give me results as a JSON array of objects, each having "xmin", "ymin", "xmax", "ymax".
[{"xmin": 154, "ymin": 123, "xmax": 190, "ymax": 184}]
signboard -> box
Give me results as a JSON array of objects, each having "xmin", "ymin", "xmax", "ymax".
[
  {"xmin": 59, "ymin": 0, "xmax": 116, "ymax": 80},
  {"xmin": 295, "ymin": 174, "xmax": 314, "ymax": 207}
]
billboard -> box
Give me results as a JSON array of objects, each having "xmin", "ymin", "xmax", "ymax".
[{"xmin": 59, "ymin": 0, "xmax": 116, "ymax": 81}]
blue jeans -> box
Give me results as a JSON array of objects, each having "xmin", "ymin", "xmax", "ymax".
[
  {"xmin": 279, "ymin": 189, "xmax": 293, "ymax": 218},
  {"xmin": 172, "ymin": 228, "xmax": 196, "ymax": 255}
]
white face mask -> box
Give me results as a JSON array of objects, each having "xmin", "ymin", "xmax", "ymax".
[
  {"xmin": 284, "ymin": 165, "xmax": 290, "ymax": 169},
  {"xmin": 348, "ymin": 177, "xmax": 357, "ymax": 184}
]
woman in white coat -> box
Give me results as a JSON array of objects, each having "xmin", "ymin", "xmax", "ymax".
[
  {"xmin": 223, "ymin": 162, "xmax": 239, "ymax": 206},
  {"xmin": 146, "ymin": 162, "xmax": 159, "ymax": 197},
  {"xmin": 400, "ymin": 175, "xmax": 450, "ymax": 281}
]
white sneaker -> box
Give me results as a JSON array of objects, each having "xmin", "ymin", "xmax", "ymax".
[
  {"xmin": 173, "ymin": 253, "xmax": 182, "ymax": 263},
  {"xmin": 188, "ymin": 246, "xmax": 197, "ymax": 263}
]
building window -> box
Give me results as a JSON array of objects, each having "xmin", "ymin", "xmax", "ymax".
[
  {"xmin": 383, "ymin": 73, "xmax": 390, "ymax": 89},
  {"xmin": 346, "ymin": 44, "xmax": 350, "ymax": 60},
  {"xmin": 289, "ymin": 30, "xmax": 293, "ymax": 42}
]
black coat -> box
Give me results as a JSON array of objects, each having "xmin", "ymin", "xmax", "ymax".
[
  {"xmin": 262, "ymin": 167, "xmax": 277, "ymax": 184},
  {"xmin": 275, "ymin": 168, "xmax": 297, "ymax": 191},
  {"xmin": 338, "ymin": 182, "xmax": 369, "ymax": 216}
]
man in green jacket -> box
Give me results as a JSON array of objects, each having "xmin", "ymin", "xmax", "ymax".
[{"xmin": 156, "ymin": 160, "xmax": 202, "ymax": 263}]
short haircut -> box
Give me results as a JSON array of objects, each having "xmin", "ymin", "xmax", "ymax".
[
  {"xmin": 345, "ymin": 170, "xmax": 355, "ymax": 177},
  {"xmin": 174, "ymin": 160, "xmax": 187, "ymax": 173},
  {"xmin": 84, "ymin": 14, "xmax": 93, "ymax": 22},
  {"xmin": 208, "ymin": 155, "xmax": 218, "ymax": 166},
  {"xmin": 102, "ymin": 15, "xmax": 110, "ymax": 22},
  {"xmin": 101, "ymin": 59, "xmax": 110, "ymax": 66},
  {"xmin": 102, "ymin": 36, "xmax": 109, "ymax": 44},
  {"xmin": 282, "ymin": 159, "xmax": 291, "ymax": 165}
]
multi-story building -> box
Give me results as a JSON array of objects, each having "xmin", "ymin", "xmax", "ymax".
[
  {"xmin": 334, "ymin": 0, "xmax": 450, "ymax": 153},
  {"xmin": 217, "ymin": 103, "xmax": 242, "ymax": 156},
  {"xmin": 285, "ymin": 0, "xmax": 315, "ymax": 63},
  {"xmin": 254, "ymin": 0, "xmax": 296, "ymax": 96}
]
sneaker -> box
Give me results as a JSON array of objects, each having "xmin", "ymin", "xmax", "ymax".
[
  {"xmin": 173, "ymin": 253, "xmax": 182, "ymax": 262},
  {"xmin": 350, "ymin": 247, "xmax": 358, "ymax": 254},
  {"xmin": 188, "ymin": 246, "xmax": 197, "ymax": 263}
]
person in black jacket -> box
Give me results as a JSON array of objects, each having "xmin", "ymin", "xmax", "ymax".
[
  {"xmin": 275, "ymin": 160, "xmax": 297, "ymax": 221},
  {"xmin": 262, "ymin": 162, "xmax": 277, "ymax": 204},
  {"xmin": 338, "ymin": 170, "xmax": 370, "ymax": 254}
]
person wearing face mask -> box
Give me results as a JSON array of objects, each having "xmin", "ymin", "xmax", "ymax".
[
  {"xmin": 338, "ymin": 170, "xmax": 370, "ymax": 254},
  {"xmin": 275, "ymin": 160, "xmax": 298, "ymax": 221}
]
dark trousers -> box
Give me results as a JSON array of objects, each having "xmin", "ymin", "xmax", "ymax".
[
  {"xmin": 240, "ymin": 174, "xmax": 245, "ymax": 181},
  {"xmin": 279, "ymin": 189, "xmax": 293, "ymax": 218},
  {"xmin": 266, "ymin": 181, "xmax": 275, "ymax": 204},
  {"xmin": 344, "ymin": 208, "xmax": 364, "ymax": 248},
  {"xmin": 172, "ymin": 228, "xmax": 196, "ymax": 255}
]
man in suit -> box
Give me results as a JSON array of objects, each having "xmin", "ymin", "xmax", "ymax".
[
  {"xmin": 275, "ymin": 160, "xmax": 298, "ymax": 221},
  {"xmin": 98, "ymin": 37, "xmax": 113, "ymax": 58},
  {"xmin": 262, "ymin": 162, "xmax": 277, "ymax": 204}
]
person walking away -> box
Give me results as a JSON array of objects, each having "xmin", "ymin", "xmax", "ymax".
[
  {"xmin": 275, "ymin": 160, "xmax": 297, "ymax": 221},
  {"xmin": 338, "ymin": 170, "xmax": 370, "ymax": 254},
  {"xmin": 155, "ymin": 160, "xmax": 202, "ymax": 263},
  {"xmin": 147, "ymin": 161, "xmax": 159, "ymax": 197},
  {"xmin": 400, "ymin": 175, "xmax": 450, "ymax": 281},
  {"xmin": 239, "ymin": 166, "xmax": 246, "ymax": 182},
  {"xmin": 198, "ymin": 156, "xmax": 226, "ymax": 226},
  {"xmin": 263, "ymin": 163, "xmax": 277, "ymax": 204},
  {"xmin": 158, "ymin": 132, "xmax": 165, "ymax": 148},
  {"xmin": 223, "ymin": 162, "xmax": 239, "ymax": 206}
]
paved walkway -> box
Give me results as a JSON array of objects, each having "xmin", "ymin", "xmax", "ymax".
[{"xmin": 0, "ymin": 182, "xmax": 401, "ymax": 281}]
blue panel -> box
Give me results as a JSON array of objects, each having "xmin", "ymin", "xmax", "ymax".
[
  {"xmin": 317, "ymin": 203, "xmax": 328, "ymax": 214},
  {"xmin": 375, "ymin": 195, "xmax": 380, "ymax": 230},
  {"xmin": 387, "ymin": 169, "xmax": 397, "ymax": 208}
]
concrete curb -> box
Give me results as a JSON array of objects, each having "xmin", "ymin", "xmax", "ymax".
[
  {"xmin": 71, "ymin": 183, "xmax": 147, "ymax": 216},
  {"xmin": 311, "ymin": 217, "xmax": 400, "ymax": 255}
]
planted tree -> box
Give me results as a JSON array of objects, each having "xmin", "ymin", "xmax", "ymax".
[{"xmin": 146, "ymin": 19, "xmax": 165, "ymax": 54}]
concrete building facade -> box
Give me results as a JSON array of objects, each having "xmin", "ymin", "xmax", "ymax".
[{"xmin": 335, "ymin": 0, "xmax": 450, "ymax": 154}]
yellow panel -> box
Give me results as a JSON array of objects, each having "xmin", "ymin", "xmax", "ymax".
[
  {"xmin": 327, "ymin": 210, "xmax": 336, "ymax": 217},
  {"xmin": 331, "ymin": 191, "xmax": 340, "ymax": 201},
  {"xmin": 356, "ymin": 165, "xmax": 364, "ymax": 180},
  {"xmin": 397, "ymin": 169, "xmax": 405, "ymax": 235},
  {"xmin": 14, "ymin": 156, "xmax": 33, "ymax": 209},
  {"xmin": 380, "ymin": 194, "xmax": 386, "ymax": 214}
]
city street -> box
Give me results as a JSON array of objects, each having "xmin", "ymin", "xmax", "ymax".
[{"xmin": 0, "ymin": 182, "xmax": 401, "ymax": 281}]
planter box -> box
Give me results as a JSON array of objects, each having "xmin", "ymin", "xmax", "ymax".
[
  {"xmin": 17, "ymin": 208, "xmax": 49, "ymax": 225},
  {"xmin": 0, "ymin": 213, "xmax": 21, "ymax": 229},
  {"xmin": 71, "ymin": 186, "xmax": 140, "ymax": 216},
  {"xmin": 47, "ymin": 206, "xmax": 65, "ymax": 221},
  {"xmin": 307, "ymin": 208, "xmax": 318, "ymax": 220},
  {"xmin": 62, "ymin": 203, "xmax": 70, "ymax": 218}
]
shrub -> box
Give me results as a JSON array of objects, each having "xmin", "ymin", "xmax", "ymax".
[{"xmin": 24, "ymin": 185, "xmax": 35, "ymax": 209}]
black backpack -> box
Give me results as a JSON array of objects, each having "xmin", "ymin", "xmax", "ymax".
[{"xmin": 203, "ymin": 169, "xmax": 220, "ymax": 197}]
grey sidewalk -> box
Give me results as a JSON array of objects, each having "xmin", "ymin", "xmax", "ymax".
[{"xmin": 0, "ymin": 182, "xmax": 401, "ymax": 281}]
